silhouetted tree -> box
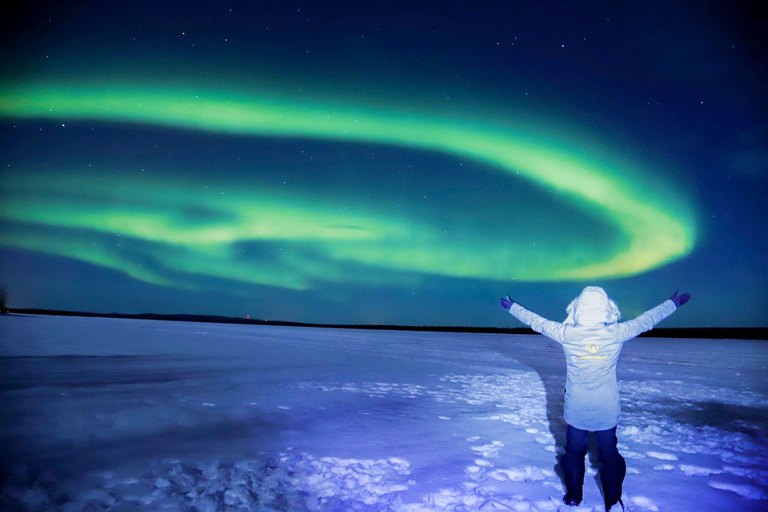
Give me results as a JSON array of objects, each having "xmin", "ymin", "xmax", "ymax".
[{"xmin": 0, "ymin": 286, "xmax": 7, "ymax": 313}]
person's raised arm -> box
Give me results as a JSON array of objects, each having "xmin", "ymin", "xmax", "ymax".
[
  {"xmin": 617, "ymin": 290, "xmax": 690, "ymax": 342},
  {"xmin": 499, "ymin": 295, "xmax": 566, "ymax": 344}
]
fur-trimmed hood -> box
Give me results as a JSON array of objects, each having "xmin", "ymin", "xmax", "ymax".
[{"xmin": 564, "ymin": 286, "xmax": 621, "ymax": 326}]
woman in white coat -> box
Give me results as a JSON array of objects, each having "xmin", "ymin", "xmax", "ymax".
[{"xmin": 499, "ymin": 286, "xmax": 690, "ymax": 512}]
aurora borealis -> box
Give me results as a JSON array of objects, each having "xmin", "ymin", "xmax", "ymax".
[
  {"xmin": 0, "ymin": 83, "xmax": 696, "ymax": 281},
  {"xmin": 1, "ymin": 1, "xmax": 766, "ymax": 326}
]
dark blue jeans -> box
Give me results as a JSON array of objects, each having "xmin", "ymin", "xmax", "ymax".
[{"xmin": 561, "ymin": 425, "xmax": 626, "ymax": 507}]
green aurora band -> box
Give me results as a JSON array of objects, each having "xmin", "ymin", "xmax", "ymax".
[{"xmin": 0, "ymin": 83, "xmax": 697, "ymax": 291}]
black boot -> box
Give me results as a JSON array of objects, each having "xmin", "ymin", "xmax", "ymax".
[
  {"xmin": 596, "ymin": 428, "xmax": 626, "ymax": 512},
  {"xmin": 562, "ymin": 426, "xmax": 589, "ymax": 507},
  {"xmin": 563, "ymin": 493, "xmax": 582, "ymax": 506}
]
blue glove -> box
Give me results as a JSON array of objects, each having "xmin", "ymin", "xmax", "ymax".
[
  {"xmin": 499, "ymin": 295, "xmax": 515, "ymax": 310},
  {"xmin": 670, "ymin": 290, "xmax": 690, "ymax": 307}
]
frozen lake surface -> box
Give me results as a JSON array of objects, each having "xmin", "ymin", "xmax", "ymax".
[{"xmin": 1, "ymin": 314, "xmax": 766, "ymax": 511}]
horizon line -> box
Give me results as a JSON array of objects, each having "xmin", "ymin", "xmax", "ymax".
[{"xmin": 4, "ymin": 307, "xmax": 767, "ymax": 340}]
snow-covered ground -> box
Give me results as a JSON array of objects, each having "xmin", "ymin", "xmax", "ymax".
[{"xmin": 0, "ymin": 314, "xmax": 766, "ymax": 512}]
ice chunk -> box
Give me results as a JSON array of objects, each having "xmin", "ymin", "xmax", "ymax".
[
  {"xmin": 630, "ymin": 494, "xmax": 659, "ymax": 511},
  {"xmin": 470, "ymin": 441, "xmax": 505, "ymax": 457},
  {"xmin": 646, "ymin": 451, "xmax": 678, "ymax": 460},
  {"xmin": 679, "ymin": 464, "xmax": 722, "ymax": 476},
  {"xmin": 490, "ymin": 466, "xmax": 546, "ymax": 482}
]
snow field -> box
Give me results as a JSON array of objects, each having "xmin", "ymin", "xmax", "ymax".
[{"xmin": 0, "ymin": 315, "xmax": 766, "ymax": 511}]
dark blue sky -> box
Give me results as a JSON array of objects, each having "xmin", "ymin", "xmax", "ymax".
[{"xmin": 1, "ymin": 1, "xmax": 766, "ymax": 327}]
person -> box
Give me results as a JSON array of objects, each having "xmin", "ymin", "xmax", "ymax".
[{"xmin": 499, "ymin": 286, "xmax": 690, "ymax": 512}]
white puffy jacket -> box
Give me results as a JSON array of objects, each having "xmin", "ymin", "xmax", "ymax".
[{"xmin": 508, "ymin": 286, "xmax": 677, "ymax": 431}]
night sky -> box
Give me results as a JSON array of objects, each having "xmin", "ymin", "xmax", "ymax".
[{"xmin": 1, "ymin": 1, "xmax": 766, "ymax": 327}]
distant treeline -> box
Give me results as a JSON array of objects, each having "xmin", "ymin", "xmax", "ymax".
[{"xmin": 7, "ymin": 308, "xmax": 767, "ymax": 340}]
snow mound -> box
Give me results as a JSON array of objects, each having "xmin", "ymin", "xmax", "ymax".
[
  {"xmin": 629, "ymin": 494, "xmax": 659, "ymax": 511},
  {"xmin": 708, "ymin": 481, "xmax": 768, "ymax": 500},
  {"xmin": 0, "ymin": 451, "xmax": 413, "ymax": 512},
  {"xmin": 415, "ymin": 488, "xmax": 556, "ymax": 512},
  {"xmin": 296, "ymin": 372, "xmax": 549, "ymax": 429}
]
